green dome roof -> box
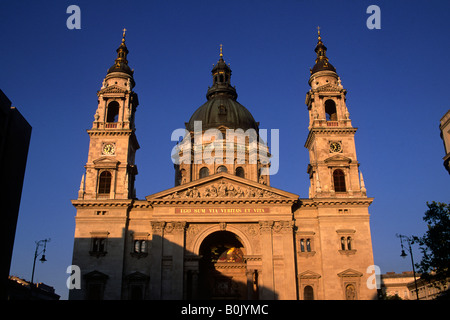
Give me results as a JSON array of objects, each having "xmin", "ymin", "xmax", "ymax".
[{"xmin": 186, "ymin": 96, "xmax": 259, "ymax": 132}]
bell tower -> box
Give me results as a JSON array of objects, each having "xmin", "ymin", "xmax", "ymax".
[
  {"xmin": 304, "ymin": 28, "xmax": 366, "ymax": 198},
  {"xmin": 78, "ymin": 29, "xmax": 139, "ymax": 200}
]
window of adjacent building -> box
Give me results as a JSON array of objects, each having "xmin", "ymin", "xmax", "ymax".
[
  {"xmin": 333, "ymin": 169, "xmax": 346, "ymax": 192},
  {"xmin": 235, "ymin": 166, "xmax": 245, "ymax": 178},
  {"xmin": 217, "ymin": 165, "xmax": 227, "ymax": 173},
  {"xmin": 106, "ymin": 101, "xmax": 120, "ymax": 122},
  {"xmin": 98, "ymin": 171, "xmax": 112, "ymax": 194},
  {"xmin": 199, "ymin": 167, "xmax": 209, "ymax": 179},
  {"xmin": 325, "ymin": 99, "xmax": 337, "ymax": 121},
  {"xmin": 304, "ymin": 285, "xmax": 314, "ymax": 300}
]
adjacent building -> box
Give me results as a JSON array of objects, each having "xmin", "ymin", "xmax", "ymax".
[
  {"xmin": 0, "ymin": 90, "xmax": 32, "ymax": 300},
  {"xmin": 440, "ymin": 110, "xmax": 450, "ymax": 174}
]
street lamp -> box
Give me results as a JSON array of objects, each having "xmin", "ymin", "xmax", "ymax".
[
  {"xmin": 396, "ymin": 234, "xmax": 419, "ymax": 300},
  {"xmin": 31, "ymin": 238, "xmax": 50, "ymax": 285}
]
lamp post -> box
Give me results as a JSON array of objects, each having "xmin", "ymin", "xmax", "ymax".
[
  {"xmin": 396, "ymin": 234, "xmax": 419, "ymax": 300},
  {"xmin": 31, "ymin": 238, "xmax": 50, "ymax": 285}
]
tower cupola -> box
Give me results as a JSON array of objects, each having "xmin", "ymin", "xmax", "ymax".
[
  {"xmin": 107, "ymin": 28, "xmax": 134, "ymax": 77},
  {"xmin": 310, "ymin": 27, "xmax": 336, "ymax": 75},
  {"xmin": 206, "ymin": 45, "xmax": 237, "ymax": 100}
]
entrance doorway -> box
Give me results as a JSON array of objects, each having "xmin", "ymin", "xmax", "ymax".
[{"xmin": 198, "ymin": 231, "xmax": 249, "ymax": 299}]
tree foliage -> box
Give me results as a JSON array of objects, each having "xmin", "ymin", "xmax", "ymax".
[{"xmin": 412, "ymin": 202, "xmax": 450, "ymax": 295}]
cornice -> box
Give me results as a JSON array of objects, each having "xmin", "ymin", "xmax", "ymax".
[
  {"xmin": 87, "ymin": 129, "xmax": 134, "ymax": 137},
  {"xmin": 304, "ymin": 127, "xmax": 358, "ymax": 149},
  {"xmin": 147, "ymin": 198, "xmax": 296, "ymax": 205},
  {"xmin": 297, "ymin": 197, "xmax": 374, "ymax": 207},
  {"xmin": 71, "ymin": 199, "xmax": 134, "ymax": 208}
]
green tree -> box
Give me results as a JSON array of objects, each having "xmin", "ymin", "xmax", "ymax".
[{"xmin": 413, "ymin": 202, "xmax": 450, "ymax": 298}]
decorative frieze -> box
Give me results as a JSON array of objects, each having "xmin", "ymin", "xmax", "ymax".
[{"xmin": 163, "ymin": 181, "xmax": 281, "ymax": 200}]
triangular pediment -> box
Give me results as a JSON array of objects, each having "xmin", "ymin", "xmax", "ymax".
[
  {"xmin": 92, "ymin": 156, "xmax": 120, "ymax": 169},
  {"xmin": 299, "ymin": 270, "xmax": 321, "ymax": 279},
  {"xmin": 337, "ymin": 268, "xmax": 363, "ymax": 278},
  {"xmin": 146, "ymin": 172, "xmax": 299, "ymax": 204},
  {"xmin": 324, "ymin": 154, "xmax": 352, "ymax": 165},
  {"xmin": 97, "ymin": 84, "xmax": 128, "ymax": 95},
  {"xmin": 315, "ymin": 83, "xmax": 343, "ymax": 93}
]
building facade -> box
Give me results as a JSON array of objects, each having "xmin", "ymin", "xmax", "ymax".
[
  {"xmin": 70, "ymin": 30, "xmax": 377, "ymax": 300},
  {"xmin": 440, "ymin": 110, "xmax": 450, "ymax": 174}
]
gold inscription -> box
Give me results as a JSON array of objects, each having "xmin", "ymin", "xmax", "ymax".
[{"xmin": 175, "ymin": 208, "xmax": 269, "ymax": 214}]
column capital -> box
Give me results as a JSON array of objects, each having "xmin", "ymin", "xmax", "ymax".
[
  {"xmin": 259, "ymin": 220, "xmax": 274, "ymax": 234},
  {"xmin": 150, "ymin": 221, "xmax": 166, "ymax": 235}
]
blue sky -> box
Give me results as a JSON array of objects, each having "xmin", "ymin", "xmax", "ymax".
[{"xmin": 2, "ymin": 0, "xmax": 449, "ymax": 299}]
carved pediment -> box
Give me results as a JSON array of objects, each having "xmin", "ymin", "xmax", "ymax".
[
  {"xmin": 146, "ymin": 172, "xmax": 299, "ymax": 204},
  {"xmin": 299, "ymin": 270, "xmax": 321, "ymax": 279},
  {"xmin": 337, "ymin": 268, "xmax": 363, "ymax": 278},
  {"xmin": 98, "ymin": 85, "xmax": 129, "ymax": 95},
  {"xmin": 92, "ymin": 157, "xmax": 120, "ymax": 169},
  {"xmin": 324, "ymin": 154, "xmax": 352, "ymax": 165},
  {"xmin": 315, "ymin": 83, "xmax": 344, "ymax": 93}
]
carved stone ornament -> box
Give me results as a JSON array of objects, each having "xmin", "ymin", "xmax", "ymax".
[{"xmin": 163, "ymin": 181, "xmax": 281, "ymax": 200}]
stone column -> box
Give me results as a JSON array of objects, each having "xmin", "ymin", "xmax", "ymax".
[
  {"xmin": 273, "ymin": 220, "xmax": 297, "ymax": 299},
  {"xmin": 259, "ymin": 221, "xmax": 275, "ymax": 299},
  {"xmin": 149, "ymin": 221, "xmax": 165, "ymax": 299},
  {"xmin": 169, "ymin": 221, "xmax": 186, "ymax": 299}
]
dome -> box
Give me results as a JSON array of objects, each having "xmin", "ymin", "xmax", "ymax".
[
  {"xmin": 186, "ymin": 96, "xmax": 259, "ymax": 132},
  {"xmin": 107, "ymin": 62, "xmax": 133, "ymax": 76},
  {"xmin": 311, "ymin": 59, "xmax": 336, "ymax": 74},
  {"xmin": 107, "ymin": 33, "xmax": 134, "ymax": 76},
  {"xmin": 310, "ymin": 29, "xmax": 337, "ymax": 75}
]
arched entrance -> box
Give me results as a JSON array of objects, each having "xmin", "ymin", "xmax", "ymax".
[{"xmin": 198, "ymin": 231, "xmax": 248, "ymax": 299}]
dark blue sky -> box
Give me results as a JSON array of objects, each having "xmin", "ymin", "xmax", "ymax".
[{"xmin": 2, "ymin": 0, "xmax": 449, "ymax": 299}]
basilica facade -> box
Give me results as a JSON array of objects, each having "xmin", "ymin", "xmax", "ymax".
[{"xmin": 69, "ymin": 30, "xmax": 376, "ymax": 300}]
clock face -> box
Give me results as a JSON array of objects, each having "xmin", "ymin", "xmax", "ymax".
[
  {"xmin": 329, "ymin": 142, "xmax": 342, "ymax": 153},
  {"xmin": 102, "ymin": 143, "xmax": 115, "ymax": 155}
]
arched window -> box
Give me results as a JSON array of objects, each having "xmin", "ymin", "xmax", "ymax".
[
  {"xmin": 199, "ymin": 167, "xmax": 209, "ymax": 179},
  {"xmin": 300, "ymin": 239, "xmax": 305, "ymax": 252},
  {"xmin": 217, "ymin": 165, "xmax": 227, "ymax": 173},
  {"xmin": 347, "ymin": 237, "xmax": 352, "ymax": 250},
  {"xmin": 306, "ymin": 239, "xmax": 311, "ymax": 252},
  {"xmin": 98, "ymin": 171, "xmax": 112, "ymax": 194},
  {"xmin": 333, "ymin": 169, "xmax": 346, "ymax": 192},
  {"xmin": 106, "ymin": 101, "xmax": 120, "ymax": 122},
  {"xmin": 134, "ymin": 240, "xmax": 147, "ymax": 253},
  {"xmin": 325, "ymin": 99, "xmax": 337, "ymax": 121},
  {"xmin": 304, "ymin": 285, "xmax": 314, "ymax": 300},
  {"xmin": 341, "ymin": 237, "xmax": 346, "ymax": 250},
  {"xmin": 235, "ymin": 167, "xmax": 245, "ymax": 178}
]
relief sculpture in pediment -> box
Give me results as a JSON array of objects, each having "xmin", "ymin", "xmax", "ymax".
[{"xmin": 162, "ymin": 181, "xmax": 280, "ymax": 199}]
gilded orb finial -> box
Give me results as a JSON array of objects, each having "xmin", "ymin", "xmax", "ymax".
[
  {"xmin": 122, "ymin": 28, "xmax": 127, "ymax": 42},
  {"xmin": 317, "ymin": 26, "xmax": 321, "ymax": 40},
  {"xmin": 220, "ymin": 44, "xmax": 223, "ymax": 59}
]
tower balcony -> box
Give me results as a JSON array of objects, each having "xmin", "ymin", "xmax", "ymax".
[
  {"xmin": 93, "ymin": 121, "xmax": 131, "ymax": 130},
  {"xmin": 310, "ymin": 119, "xmax": 352, "ymax": 129}
]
